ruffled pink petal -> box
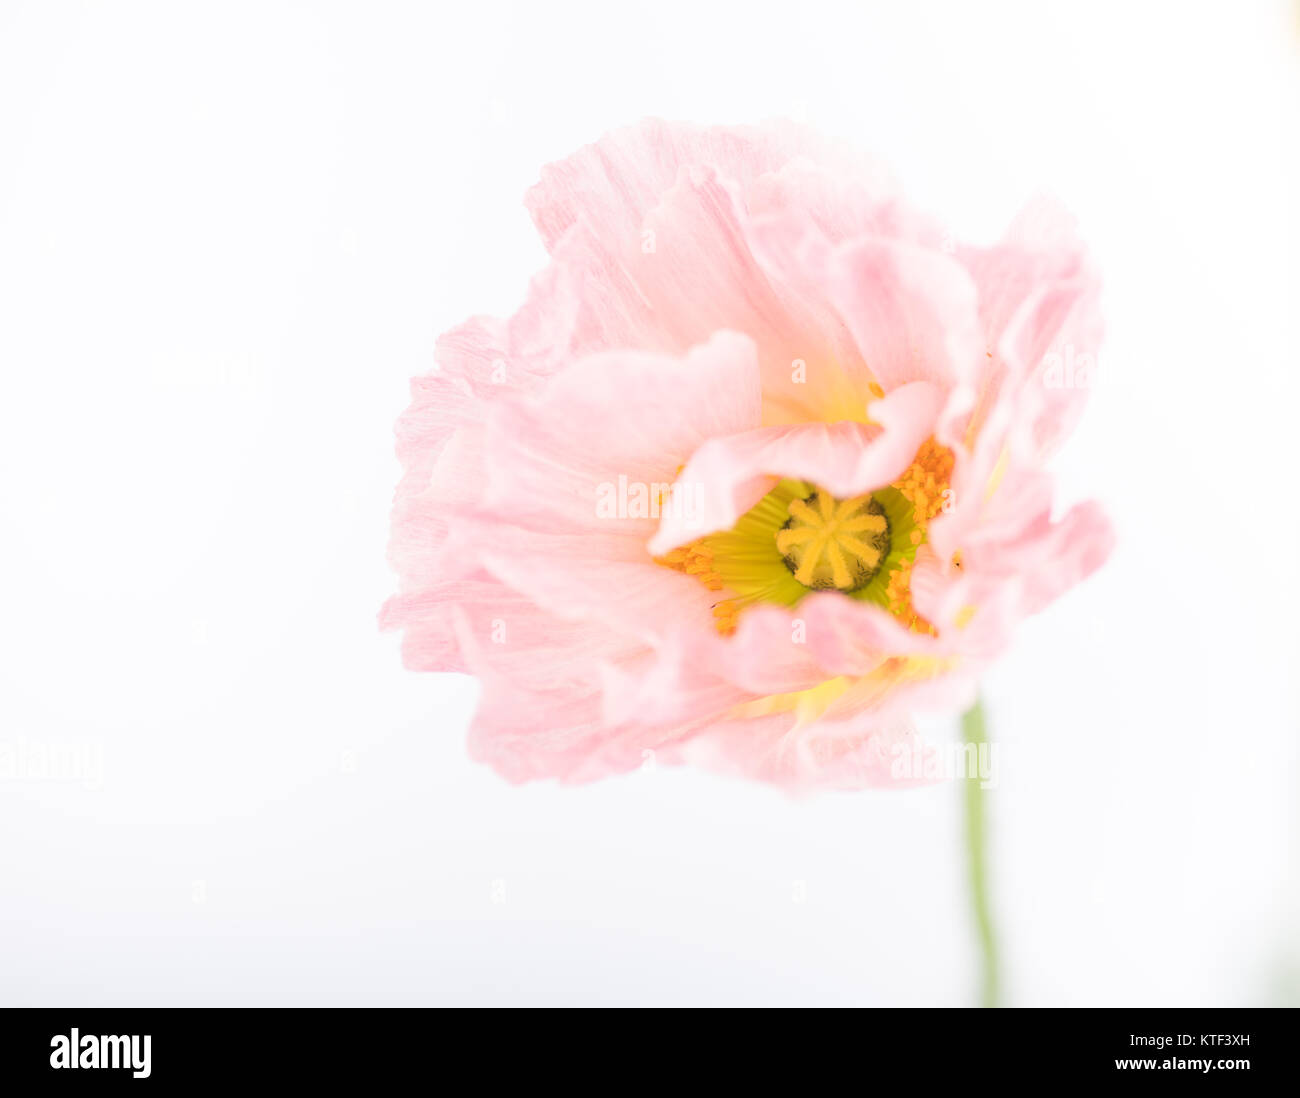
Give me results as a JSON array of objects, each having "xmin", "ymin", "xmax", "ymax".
[
  {"xmin": 634, "ymin": 167, "xmax": 847, "ymax": 389},
  {"xmin": 596, "ymin": 644, "xmax": 751, "ymax": 731},
  {"xmin": 461, "ymin": 616, "xmax": 715, "ymax": 785},
  {"xmin": 537, "ymin": 161, "xmax": 877, "ymax": 417},
  {"xmin": 474, "ymin": 522, "xmax": 718, "ymax": 644},
  {"xmin": 482, "ymin": 330, "xmax": 763, "ymax": 532},
  {"xmin": 663, "ymin": 709, "xmax": 938, "ymax": 793},
  {"xmin": 920, "ymin": 461, "xmax": 1114, "ymax": 636},
  {"xmin": 998, "ymin": 275, "xmax": 1103, "ymax": 462},
  {"xmin": 950, "ymin": 197, "xmax": 1102, "ymax": 461},
  {"xmin": 386, "ymin": 376, "xmax": 481, "ymax": 592},
  {"xmin": 827, "ymin": 235, "xmax": 984, "ymax": 393},
  {"xmin": 956, "ymin": 488, "xmax": 1115, "ymax": 619},
  {"xmin": 739, "ymin": 206, "xmax": 879, "ymax": 423},
  {"xmin": 381, "ymin": 577, "xmax": 643, "ymax": 688},
  {"xmin": 526, "ymin": 118, "xmax": 859, "ymax": 253},
  {"xmin": 466, "ymin": 675, "xmax": 650, "ymax": 785},
  {"xmin": 527, "ymin": 120, "xmax": 932, "ymax": 425},
  {"xmin": 387, "ymin": 257, "xmax": 593, "ymax": 593}
]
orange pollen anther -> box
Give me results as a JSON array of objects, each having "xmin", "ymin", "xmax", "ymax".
[{"xmin": 886, "ymin": 439, "xmax": 956, "ymax": 635}]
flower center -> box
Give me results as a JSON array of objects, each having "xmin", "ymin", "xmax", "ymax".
[
  {"xmin": 775, "ymin": 492, "xmax": 889, "ymax": 592},
  {"xmin": 657, "ymin": 438, "xmax": 956, "ymax": 637}
]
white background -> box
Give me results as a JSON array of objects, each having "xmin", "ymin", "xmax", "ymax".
[{"xmin": 1, "ymin": 0, "xmax": 1297, "ymax": 1005}]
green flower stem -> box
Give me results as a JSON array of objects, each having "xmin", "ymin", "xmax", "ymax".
[{"xmin": 962, "ymin": 695, "xmax": 1000, "ymax": 1008}]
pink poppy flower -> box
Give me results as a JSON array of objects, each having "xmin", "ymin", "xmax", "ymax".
[{"xmin": 382, "ymin": 119, "xmax": 1112, "ymax": 791}]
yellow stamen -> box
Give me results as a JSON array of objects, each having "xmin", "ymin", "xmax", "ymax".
[
  {"xmin": 657, "ymin": 541, "xmax": 744, "ymax": 634},
  {"xmin": 885, "ymin": 439, "xmax": 957, "ymax": 635},
  {"xmin": 657, "ymin": 543, "xmax": 724, "ymax": 591}
]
